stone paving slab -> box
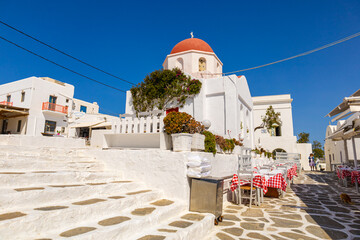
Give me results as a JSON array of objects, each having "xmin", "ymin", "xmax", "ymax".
[{"xmin": 208, "ymin": 171, "xmax": 360, "ymax": 240}]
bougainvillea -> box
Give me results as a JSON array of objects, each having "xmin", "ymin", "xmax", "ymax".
[{"xmin": 130, "ymin": 68, "xmax": 202, "ymax": 114}]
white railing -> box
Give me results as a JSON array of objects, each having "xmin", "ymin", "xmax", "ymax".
[
  {"xmin": 276, "ymin": 152, "xmax": 302, "ymax": 172},
  {"xmin": 238, "ymin": 147, "xmax": 252, "ymax": 170},
  {"xmin": 119, "ymin": 115, "xmax": 165, "ymax": 134}
]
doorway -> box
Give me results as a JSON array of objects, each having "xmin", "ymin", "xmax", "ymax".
[{"xmin": 1, "ymin": 120, "xmax": 8, "ymax": 134}]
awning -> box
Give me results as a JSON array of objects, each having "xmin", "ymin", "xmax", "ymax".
[
  {"xmin": 327, "ymin": 89, "xmax": 360, "ymax": 118},
  {"xmin": 70, "ymin": 121, "xmax": 104, "ymax": 128},
  {"xmin": 0, "ymin": 105, "xmax": 29, "ymax": 119},
  {"xmin": 327, "ymin": 129, "xmax": 344, "ymax": 141}
]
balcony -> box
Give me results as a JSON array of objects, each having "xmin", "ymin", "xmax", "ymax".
[
  {"xmin": 0, "ymin": 101, "xmax": 13, "ymax": 106},
  {"xmin": 42, "ymin": 102, "xmax": 68, "ymax": 114}
]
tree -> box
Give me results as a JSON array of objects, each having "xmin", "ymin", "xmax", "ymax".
[
  {"xmin": 297, "ymin": 132, "xmax": 310, "ymax": 143},
  {"xmin": 261, "ymin": 106, "xmax": 282, "ymax": 132},
  {"xmin": 312, "ymin": 140, "xmax": 324, "ymax": 159},
  {"xmin": 130, "ymin": 68, "xmax": 202, "ymax": 114}
]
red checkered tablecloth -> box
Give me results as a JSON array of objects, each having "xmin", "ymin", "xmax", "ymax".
[
  {"xmin": 230, "ymin": 174, "xmax": 238, "ymax": 191},
  {"xmin": 231, "ymin": 174, "xmax": 268, "ymax": 194},
  {"xmin": 267, "ymin": 173, "xmax": 287, "ymax": 192},
  {"xmin": 351, "ymin": 171, "xmax": 360, "ymax": 184},
  {"xmin": 287, "ymin": 164, "xmax": 298, "ymax": 180},
  {"xmin": 338, "ymin": 168, "xmax": 352, "ymax": 179}
]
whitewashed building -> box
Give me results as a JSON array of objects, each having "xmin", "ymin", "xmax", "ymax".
[
  {"xmin": 0, "ymin": 76, "xmax": 117, "ymax": 138},
  {"xmin": 0, "ymin": 77, "xmax": 73, "ymax": 136},
  {"xmin": 252, "ymin": 94, "xmax": 312, "ymax": 170},
  {"xmin": 325, "ymin": 89, "xmax": 360, "ymax": 170},
  {"xmin": 125, "ymin": 37, "xmax": 255, "ymax": 149}
]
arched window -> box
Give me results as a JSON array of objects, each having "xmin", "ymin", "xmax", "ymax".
[
  {"xmin": 199, "ymin": 58, "xmax": 206, "ymax": 71},
  {"xmin": 176, "ymin": 58, "xmax": 184, "ymax": 70}
]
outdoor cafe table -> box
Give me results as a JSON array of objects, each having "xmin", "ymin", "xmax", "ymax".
[{"xmin": 351, "ymin": 170, "xmax": 360, "ymax": 184}]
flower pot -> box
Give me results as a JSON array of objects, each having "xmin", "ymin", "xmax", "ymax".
[
  {"xmin": 191, "ymin": 133, "xmax": 205, "ymax": 151},
  {"xmin": 172, "ymin": 133, "xmax": 193, "ymax": 152}
]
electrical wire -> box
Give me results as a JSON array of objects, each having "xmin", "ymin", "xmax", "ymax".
[
  {"xmin": 223, "ymin": 31, "xmax": 360, "ymax": 75},
  {"xmin": 0, "ymin": 20, "xmax": 136, "ymax": 85},
  {"xmin": 0, "ymin": 35, "xmax": 127, "ymax": 93}
]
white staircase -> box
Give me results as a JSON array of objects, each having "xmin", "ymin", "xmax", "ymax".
[{"xmin": 0, "ymin": 145, "xmax": 214, "ymax": 239}]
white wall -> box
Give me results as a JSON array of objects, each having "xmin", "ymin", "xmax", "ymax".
[
  {"xmin": 72, "ymin": 98, "xmax": 99, "ymax": 114},
  {"xmin": 91, "ymin": 149, "xmax": 239, "ymax": 205},
  {"xmin": 163, "ymin": 50, "xmax": 223, "ymax": 79},
  {"xmin": 252, "ymin": 94, "xmax": 298, "ymax": 153},
  {"xmin": 325, "ymin": 124, "xmax": 360, "ymax": 170},
  {"xmin": 296, "ymin": 143, "xmax": 313, "ymax": 171},
  {"xmin": 0, "ymin": 135, "xmax": 85, "ymax": 148}
]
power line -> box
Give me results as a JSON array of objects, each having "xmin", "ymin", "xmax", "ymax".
[
  {"xmin": 223, "ymin": 31, "xmax": 360, "ymax": 75},
  {"xmin": 0, "ymin": 19, "xmax": 135, "ymax": 86},
  {"xmin": 0, "ymin": 35, "xmax": 127, "ymax": 93}
]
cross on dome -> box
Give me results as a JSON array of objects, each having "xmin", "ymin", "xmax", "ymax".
[{"xmin": 190, "ymin": 32, "xmax": 194, "ymax": 38}]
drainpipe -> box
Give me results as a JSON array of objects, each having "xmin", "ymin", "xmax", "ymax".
[{"xmin": 343, "ymin": 139, "xmax": 349, "ymax": 164}]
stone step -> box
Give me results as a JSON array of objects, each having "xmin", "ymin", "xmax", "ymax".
[
  {"xmin": 0, "ymin": 189, "xmax": 163, "ymax": 239},
  {"xmin": 34, "ymin": 199, "xmax": 186, "ymax": 240},
  {"xmin": 0, "ymin": 180, "xmax": 140, "ymax": 211},
  {"xmin": 133, "ymin": 212, "xmax": 215, "ymax": 240},
  {"xmin": 0, "ymin": 159, "xmax": 104, "ymax": 171},
  {"xmin": 2, "ymin": 154, "xmax": 96, "ymax": 162},
  {"xmin": 0, "ymin": 146, "xmax": 95, "ymax": 158},
  {"xmin": 0, "ymin": 171, "xmax": 122, "ymax": 187}
]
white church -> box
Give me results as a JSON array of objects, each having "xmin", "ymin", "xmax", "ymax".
[{"xmin": 125, "ymin": 36, "xmax": 312, "ymax": 167}]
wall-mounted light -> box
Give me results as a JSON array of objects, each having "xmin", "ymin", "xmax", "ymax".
[{"xmin": 202, "ymin": 119, "xmax": 211, "ymax": 130}]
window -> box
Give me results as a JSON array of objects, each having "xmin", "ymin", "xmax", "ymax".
[
  {"xmin": 176, "ymin": 58, "xmax": 184, "ymax": 70},
  {"xmin": 6, "ymin": 95, "xmax": 11, "ymax": 103},
  {"xmin": 199, "ymin": 58, "xmax": 206, "ymax": 71},
  {"xmin": 44, "ymin": 120, "xmax": 56, "ymax": 133},
  {"xmin": 49, "ymin": 95, "xmax": 57, "ymax": 104},
  {"xmin": 21, "ymin": 92, "xmax": 25, "ymax": 102},
  {"xmin": 66, "ymin": 98, "xmax": 69, "ymax": 103},
  {"xmin": 275, "ymin": 126, "xmax": 282, "ymax": 136},
  {"xmin": 17, "ymin": 120, "xmax": 22, "ymax": 132},
  {"xmin": 80, "ymin": 105, "xmax": 87, "ymax": 113}
]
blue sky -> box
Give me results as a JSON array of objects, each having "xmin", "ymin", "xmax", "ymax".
[{"xmin": 0, "ymin": 0, "xmax": 359, "ymax": 144}]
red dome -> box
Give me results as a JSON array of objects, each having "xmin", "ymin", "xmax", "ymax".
[{"xmin": 170, "ymin": 38, "xmax": 214, "ymax": 54}]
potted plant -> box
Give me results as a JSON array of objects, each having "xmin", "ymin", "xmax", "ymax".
[
  {"xmin": 163, "ymin": 112, "xmax": 193, "ymax": 152},
  {"xmin": 189, "ymin": 119, "xmax": 205, "ymax": 151}
]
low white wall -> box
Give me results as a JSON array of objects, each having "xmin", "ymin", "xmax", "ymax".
[
  {"xmin": 296, "ymin": 143, "xmax": 312, "ymax": 171},
  {"xmin": 0, "ymin": 135, "xmax": 85, "ymax": 148},
  {"xmin": 91, "ymin": 129, "xmax": 113, "ymax": 148},
  {"xmin": 90, "ymin": 149, "xmax": 239, "ymax": 206},
  {"xmin": 92, "ymin": 149, "xmax": 190, "ymax": 203},
  {"xmin": 103, "ymin": 133, "xmax": 172, "ymax": 150}
]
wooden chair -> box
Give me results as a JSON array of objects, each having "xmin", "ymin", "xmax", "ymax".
[{"xmin": 238, "ymin": 169, "xmax": 258, "ymax": 207}]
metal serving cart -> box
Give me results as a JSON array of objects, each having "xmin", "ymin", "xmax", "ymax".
[{"xmin": 189, "ymin": 176, "xmax": 233, "ymax": 225}]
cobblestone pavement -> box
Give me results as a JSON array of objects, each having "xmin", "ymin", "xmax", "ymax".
[{"xmin": 208, "ymin": 171, "xmax": 360, "ymax": 240}]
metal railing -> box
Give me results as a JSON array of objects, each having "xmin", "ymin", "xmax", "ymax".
[
  {"xmin": 0, "ymin": 101, "xmax": 13, "ymax": 106},
  {"xmin": 42, "ymin": 102, "xmax": 68, "ymax": 114}
]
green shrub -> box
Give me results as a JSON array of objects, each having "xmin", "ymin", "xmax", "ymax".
[
  {"xmin": 215, "ymin": 135, "xmax": 235, "ymax": 153},
  {"xmin": 130, "ymin": 68, "xmax": 202, "ymax": 114},
  {"xmin": 203, "ymin": 131, "xmax": 216, "ymax": 155}
]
